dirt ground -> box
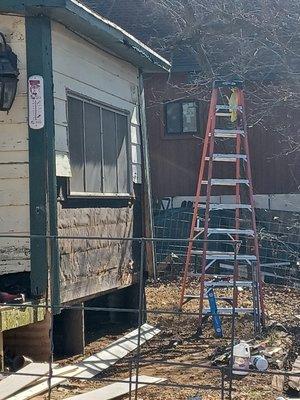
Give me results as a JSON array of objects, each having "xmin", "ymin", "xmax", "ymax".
[{"xmin": 36, "ymin": 282, "xmax": 300, "ymax": 400}]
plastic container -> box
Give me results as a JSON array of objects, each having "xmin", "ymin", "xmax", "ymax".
[
  {"xmin": 233, "ymin": 341, "xmax": 251, "ymax": 375},
  {"xmin": 251, "ymin": 355, "xmax": 269, "ymax": 371}
]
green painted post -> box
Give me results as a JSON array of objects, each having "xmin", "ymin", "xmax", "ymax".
[{"xmin": 25, "ymin": 15, "xmax": 60, "ymax": 309}]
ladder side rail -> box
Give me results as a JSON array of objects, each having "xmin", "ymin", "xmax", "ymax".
[
  {"xmin": 198, "ymin": 95, "xmax": 218, "ymax": 327},
  {"xmin": 233, "ymin": 90, "xmax": 242, "ymax": 307},
  {"xmin": 179, "ymin": 89, "xmax": 218, "ymax": 309},
  {"xmin": 239, "ymin": 90, "xmax": 265, "ymax": 324}
]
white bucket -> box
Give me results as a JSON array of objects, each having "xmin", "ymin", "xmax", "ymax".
[
  {"xmin": 233, "ymin": 341, "xmax": 250, "ymax": 375},
  {"xmin": 251, "ymin": 355, "xmax": 269, "ymax": 371}
]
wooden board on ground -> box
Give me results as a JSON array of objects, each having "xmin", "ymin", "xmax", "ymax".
[
  {"xmin": 77, "ymin": 323, "xmax": 160, "ymax": 379},
  {"xmin": 8, "ymin": 365, "xmax": 80, "ymax": 400},
  {"xmin": 7, "ymin": 324, "xmax": 160, "ymax": 400},
  {"xmin": 288, "ymin": 355, "xmax": 300, "ymax": 392},
  {"xmin": 66, "ymin": 375, "xmax": 166, "ymax": 400},
  {"xmin": 0, "ymin": 363, "xmax": 52, "ymax": 400}
]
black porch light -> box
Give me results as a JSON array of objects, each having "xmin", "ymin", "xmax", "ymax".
[{"xmin": 0, "ymin": 32, "xmax": 19, "ymax": 112}]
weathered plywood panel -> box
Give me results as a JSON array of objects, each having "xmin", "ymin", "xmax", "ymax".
[
  {"xmin": 58, "ymin": 205, "xmax": 134, "ymax": 303},
  {"xmin": 0, "ymin": 15, "xmax": 30, "ymax": 275}
]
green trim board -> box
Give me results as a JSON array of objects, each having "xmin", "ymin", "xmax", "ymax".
[
  {"xmin": 26, "ymin": 15, "xmax": 60, "ymax": 306},
  {"xmin": 0, "ymin": 1, "xmax": 170, "ymax": 72}
]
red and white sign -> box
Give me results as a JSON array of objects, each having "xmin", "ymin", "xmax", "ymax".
[{"xmin": 28, "ymin": 75, "xmax": 44, "ymax": 130}]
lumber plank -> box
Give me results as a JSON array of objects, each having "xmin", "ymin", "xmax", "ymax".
[
  {"xmin": 9, "ymin": 324, "xmax": 160, "ymax": 400},
  {"xmin": 0, "ymin": 363, "xmax": 51, "ymax": 400},
  {"xmin": 77, "ymin": 323, "xmax": 160, "ymax": 379},
  {"xmin": 288, "ymin": 355, "xmax": 300, "ymax": 392},
  {"xmin": 66, "ymin": 375, "xmax": 166, "ymax": 399},
  {"xmin": 7, "ymin": 365, "xmax": 81, "ymax": 400}
]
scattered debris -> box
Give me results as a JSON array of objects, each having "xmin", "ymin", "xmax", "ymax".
[
  {"xmin": 233, "ymin": 341, "xmax": 251, "ymax": 375},
  {"xmin": 288, "ymin": 356, "xmax": 300, "ymax": 393},
  {"xmin": 0, "ymin": 291, "xmax": 25, "ymax": 304}
]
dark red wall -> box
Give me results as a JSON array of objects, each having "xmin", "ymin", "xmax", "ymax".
[{"xmin": 144, "ymin": 73, "xmax": 299, "ymax": 200}]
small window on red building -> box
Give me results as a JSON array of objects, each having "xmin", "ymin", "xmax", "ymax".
[{"xmin": 165, "ymin": 100, "xmax": 198, "ymax": 135}]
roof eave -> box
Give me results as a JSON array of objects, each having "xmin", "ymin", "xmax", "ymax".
[{"xmin": 0, "ymin": 0, "xmax": 171, "ymax": 73}]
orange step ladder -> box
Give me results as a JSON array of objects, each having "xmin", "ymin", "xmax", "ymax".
[{"xmin": 179, "ymin": 80, "xmax": 265, "ymax": 334}]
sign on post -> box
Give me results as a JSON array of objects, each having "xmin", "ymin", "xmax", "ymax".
[{"xmin": 28, "ymin": 75, "xmax": 44, "ymax": 130}]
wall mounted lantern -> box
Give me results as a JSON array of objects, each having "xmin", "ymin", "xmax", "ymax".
[{"xmin": 0, "ymin": 32, "xmax": 19, "ymax": 112}]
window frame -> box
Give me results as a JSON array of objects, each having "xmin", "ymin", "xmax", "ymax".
[
  {"xmin": 164, "ymin": 99, "xmax": 201, "ymax": 138},
  {"xmin": 66, "ymin": 91, "xmax": 133, "ymax": 199}
]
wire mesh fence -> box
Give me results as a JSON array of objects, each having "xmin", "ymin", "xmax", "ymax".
[
  {"xmin": 0, "ymin": 234, "xmax": 299, "ymax": 400},
  {"xmin": 153, "ymin": 206, "xmax": 300, "ymax": 286}
]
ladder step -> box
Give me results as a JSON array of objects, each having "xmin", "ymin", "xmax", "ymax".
[
  {"xmin": 212, "ymin": 129, "xmax": 244, "ymax": 138},
  {"xmin": 191, "ymin": 250, "xmax": 257, "ymax": 261},
  {"xmin": 185, "ymin": 294, "xmax": 234, "ymax": 302},
  {"xmin": 204, "ymin": 280, "xmax": 253, "ymax": 288},
  {"xmin": 204, "ymin": 296, "xmax": 233, "ymax": 301},
  {"xmin": 205, "ymin": 154, "xmax": 247, "ymax": 162},
  {"xmin": 207, "ymin": 228, "xmax": 254, "ymax": 236},
  {"xmin": 216, "ymin": 105, "xmax": 243, "ymax": 111},
  {"xmin": 203, "ymin": 307, "xmax": 254, "ymax": 315},
  {"xmin": 203, "ymin": 179, "xmax": 249, "ymax": 186},
  {"xmin": 215, "ymin": 112, "xmax": 231, "ymax": 117},
  {"xmin": 198, "ymin": 203, "xmax": 252, "ymax": 210}
]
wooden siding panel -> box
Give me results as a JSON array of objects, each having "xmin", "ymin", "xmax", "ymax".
[
  {"xmin": 0, "ymin": 15, "xmax": 30, "ymax": 276},
  {"xmin": 0, "ymin": 178, "xmax": 29, "ymax": 206},
  {"xmin": 0, "ymin": 124, "xmax": 28, "ymax": 151},
  {"xmin": 51, "ymin": 22, "xmax": 138, "ymax": 85},
  {"xmin": 58, "ymin": 205, "xmax": 134, "ymax": 303}
]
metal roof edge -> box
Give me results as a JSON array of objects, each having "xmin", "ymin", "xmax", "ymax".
[
  {"xmin": 66, "ymin": 0, "xmax": 170, "ymax": 71},
  {"xmin": 0, "ymin": 0, "xmax": 171, "ymax": 72}
]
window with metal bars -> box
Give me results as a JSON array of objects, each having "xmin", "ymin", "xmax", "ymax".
[{"xmin": 67, "ymin": 94, "xmax": 131, "ymax": 197}]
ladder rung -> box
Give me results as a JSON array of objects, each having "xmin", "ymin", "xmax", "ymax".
[
  {"xmin": 191, "ymin": 250, "xmax": 257, "ymax": 261},
  {"xmin": 213, "ymin": 129, "xmax": 244, "ymax": 138},
  {"xmin": 198, "ymin": 203, "xmax": 252, "ymax": 210},
  {"xmin": 204, "ymin": 281, "xmax": 253, "ymax": 288},
  {"xmin": 205, "ymin": 154, "xmax": 247, "ymax": 162},
  {"xmin": 185, "ymin": 294, "xmax": 234, "ymax": 301},
  {"xmin": 203, "ymin": 307, "xmax": 254, "ymax": 315},
  {"xmin": 207, "ymin": 228, "xmax": 254, "ymax": 236},
  {"xmin": 205, "ymin": 296, "xmax": 233, "ymax": 301},
  {"xmin": 216, "ymin": 112, "xmax": 231, "ymax": 117},
  {"xmin": 202, "ymin": 179, "xmax": 249, "ymax": 186},
  {"xmin": 216, "ymin": 105, "xmax": 243, "ymax": 111}
]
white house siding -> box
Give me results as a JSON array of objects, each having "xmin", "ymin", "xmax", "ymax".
[
  {"xmin": 0, "ymin": 16, "xmax": 30, "ymax": 275},
  {"xmin": 51, "ymin": 22, "xmax": 145, "ymax": 301},
  {"xmin": 51, "ymin": 21, "xmax": 142, "ymax": 183}
]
